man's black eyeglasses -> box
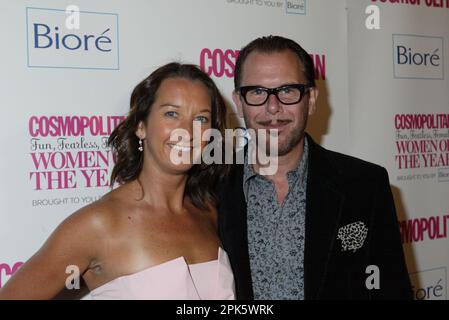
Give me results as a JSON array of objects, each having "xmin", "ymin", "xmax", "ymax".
[{"xmin": 238, "ymin": 84, "xmax": 313, "ymax": 106}]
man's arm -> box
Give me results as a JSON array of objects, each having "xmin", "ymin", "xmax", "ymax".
[{"xmin": 369, "ymin": 167, "xmax": 413, "ymax": 299}]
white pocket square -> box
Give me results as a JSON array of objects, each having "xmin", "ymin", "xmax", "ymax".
[{"xmin": 337, "ymin": 221, "xmax": 368, "ymax": 252}]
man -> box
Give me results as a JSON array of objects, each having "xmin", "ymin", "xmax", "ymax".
[{"xmin": 217, "ymin": 35, "xmax": 412, "ymax": 300}]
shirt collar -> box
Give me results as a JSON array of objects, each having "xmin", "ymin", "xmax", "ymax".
[{"xmin": 243, "ymin": 135, "xmax": 310, "ymax": 186}]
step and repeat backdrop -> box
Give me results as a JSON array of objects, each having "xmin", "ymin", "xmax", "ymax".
[{"xmin": 0, "ymin": 0, "xmax": 448, "ymax": 300}]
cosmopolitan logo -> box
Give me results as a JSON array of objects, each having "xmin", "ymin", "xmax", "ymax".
[
  {"xmin": 372, "ymin": 0, "xmax": 449, "ymax": 9},
  {"xmin": 28, "ymin": 115, "xmax": 123, "ymax": 191},
  {"xmin": 394, "ymin": 113, "xmax": 449, "ymax": 171},
  {"xmin": 200, "ymin": 49, "xmax": 240, "ymax": 78},
  {"xmin": 26, "ymin": 7, "xmax": 119, "ymax": 69},
  {"xmin": 399, "ymin": 215, "xmax": 449, "ymax": 243},
  {"xmin": 409, "ymin": 267, "xmax": 447, "ymax": 300},
  {"xmin": 0, "ymin": 262, "xmax": 23, "ymax": 288},
  {"xmin": 200, "ymin": 48, "xmax": 326, "ymax": 80},
  {"xmin": 393, "ymin": 34, "xmax": 444, "ymax": 79},
  {"xmin": 395, "ymin": 114, "xmax": 449, "ymax": 130},
  {"xmin": 29, "ymin": 115, "xmax": 125, "ymax": 137}
]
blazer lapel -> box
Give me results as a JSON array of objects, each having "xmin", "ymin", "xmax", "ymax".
[{"xmin": 304, "ymin": 135, "xmax": 345, "ymax": 300}]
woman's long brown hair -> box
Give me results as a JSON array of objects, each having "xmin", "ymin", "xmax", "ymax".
[{"xmin": 108, "ymin": 62, "xmax": 229, "ymax": 209}]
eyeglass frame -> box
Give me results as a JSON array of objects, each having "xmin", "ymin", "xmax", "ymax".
[{"xmin": 238, "ymin": 83, "xmax": 313, "ymax": 106}]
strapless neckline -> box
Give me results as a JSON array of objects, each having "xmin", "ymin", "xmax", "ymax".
[
  {"xmin": 92, "ymin": 250, "xmax": 219, "ymax": 290},
  {"xmin": 89, "ymin": 247, "xmax": 235, "ymax": 300}
]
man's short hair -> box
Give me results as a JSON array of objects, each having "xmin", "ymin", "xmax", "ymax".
[{"xmin": 234, "ymin": 35, "xmax": 316, "ymax": 89}]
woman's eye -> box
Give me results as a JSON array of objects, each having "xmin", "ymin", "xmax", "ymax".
[
  {"xmin": 164, "ymin": 111, "xmax": 178, "ymax": 118},
  {"xmin": 195, "ymin": 116, "xmax": 209, "ymax": 123}
]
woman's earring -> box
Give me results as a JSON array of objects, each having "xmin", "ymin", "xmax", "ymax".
[{"xmin": 138, "ymin": 139, "xmax": 143, "ymax": 152}]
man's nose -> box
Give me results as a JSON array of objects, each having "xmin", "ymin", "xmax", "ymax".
[{"xmin": 265, "ymin": 93, "xmax": 281, "ymax": 115}]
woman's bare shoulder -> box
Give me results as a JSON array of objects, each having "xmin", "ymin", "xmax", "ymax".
[{"xmin": 59, "ymin": 184, "xmax": 135, "ymax": 236}]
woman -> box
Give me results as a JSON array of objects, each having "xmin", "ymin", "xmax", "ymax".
[{"xmin": 0, "ymin": 63, "xmax": 235, "ymax": 299}]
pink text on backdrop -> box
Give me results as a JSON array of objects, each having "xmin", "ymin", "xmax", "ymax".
[
  {"xmin": 372, "ymin": 0, "xmax": 449, "ymax": 9},
  {"xmin": 30, "ymin": 151, "xmax": 111, "ymax": 190},
  {"xmin": 200, "ymin": 48, "xmax": 326, "ymax": 80},
  {"xmin": 29, "ymin": 115, "xmax": 125, "ymax": 137},
  {"xmin": 0, "ymin": 262, "xmax": 24, "ymax": 288},
  {"xmin": 400, "ymin": 215, "xmax": 449, "ymax": 243}
]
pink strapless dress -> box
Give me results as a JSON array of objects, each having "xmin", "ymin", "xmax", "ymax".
[{"xmin": 89, "ymin": 247, "xmax": 235, "ymax": 300}]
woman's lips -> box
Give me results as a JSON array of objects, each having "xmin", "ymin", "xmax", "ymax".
[{"xmin": 167, "ymin": 143, "xmax": 193, "ymax": 152}]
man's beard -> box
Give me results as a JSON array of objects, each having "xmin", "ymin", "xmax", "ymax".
[
  {"xmin": 257, "ymin": 120, "xmax": 307, "ymax": 157},
  {"xmin": 277, "ymin": 127, "xmax": 305, "ymax": 156}
]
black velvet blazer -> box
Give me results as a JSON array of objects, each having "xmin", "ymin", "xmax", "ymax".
[{"xmin": 217, "ymin": 133, "xmax": 413, "ymax": 300}]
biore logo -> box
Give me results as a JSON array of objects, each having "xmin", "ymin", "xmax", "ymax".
[
  {"xmin": 0, "ymin": 262, "xmax": 24, "ymax": 288},
  {"xmin": 26, "ymin": 7, "xmax": 119, "ymax": 70},
  {"xmin": 393, "ymin": 34, "xmax": 444, "ymax": 79},
  {"xmin": 410, "ymin": 267, "xmax": 447, "ymax": 300},
  {"xmin": 285, "ymin": 0, "xmax": 306, "ymax": 14},
  {"xmin": 438, "ymin": 168, "xmax": 449, "ymax": 182},
  {"xmin": 200, "ymin": 48, "xmax": 326, "ymax": 80}
]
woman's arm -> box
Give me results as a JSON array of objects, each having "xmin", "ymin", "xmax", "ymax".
[{"xmin": 0, "ymin": 207, "xmax": 103, "ymax": 299}]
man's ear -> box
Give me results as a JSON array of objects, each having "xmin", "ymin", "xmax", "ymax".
[
  {"xmin": 307, "ymin": 87, "xmax": 319, "ymax": 116},
  {"xmin": 135, "ymin": 121, "xmax": 146, "ymax": 140},
  {"xmin": 232, "ymin": 90, "xmax": 244, "ymax": 118}
]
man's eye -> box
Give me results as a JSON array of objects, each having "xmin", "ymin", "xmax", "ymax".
[
  {"xmin": 164, "ymin": 111, "xmax": 178, "ymax": 118},
  {"xmin": 281, "ymin": 87, "xmax": 292, "ymax": 94},
  {"xmin": 251, "ymin": 88, "xmax": 265, "ymax": 95}
]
